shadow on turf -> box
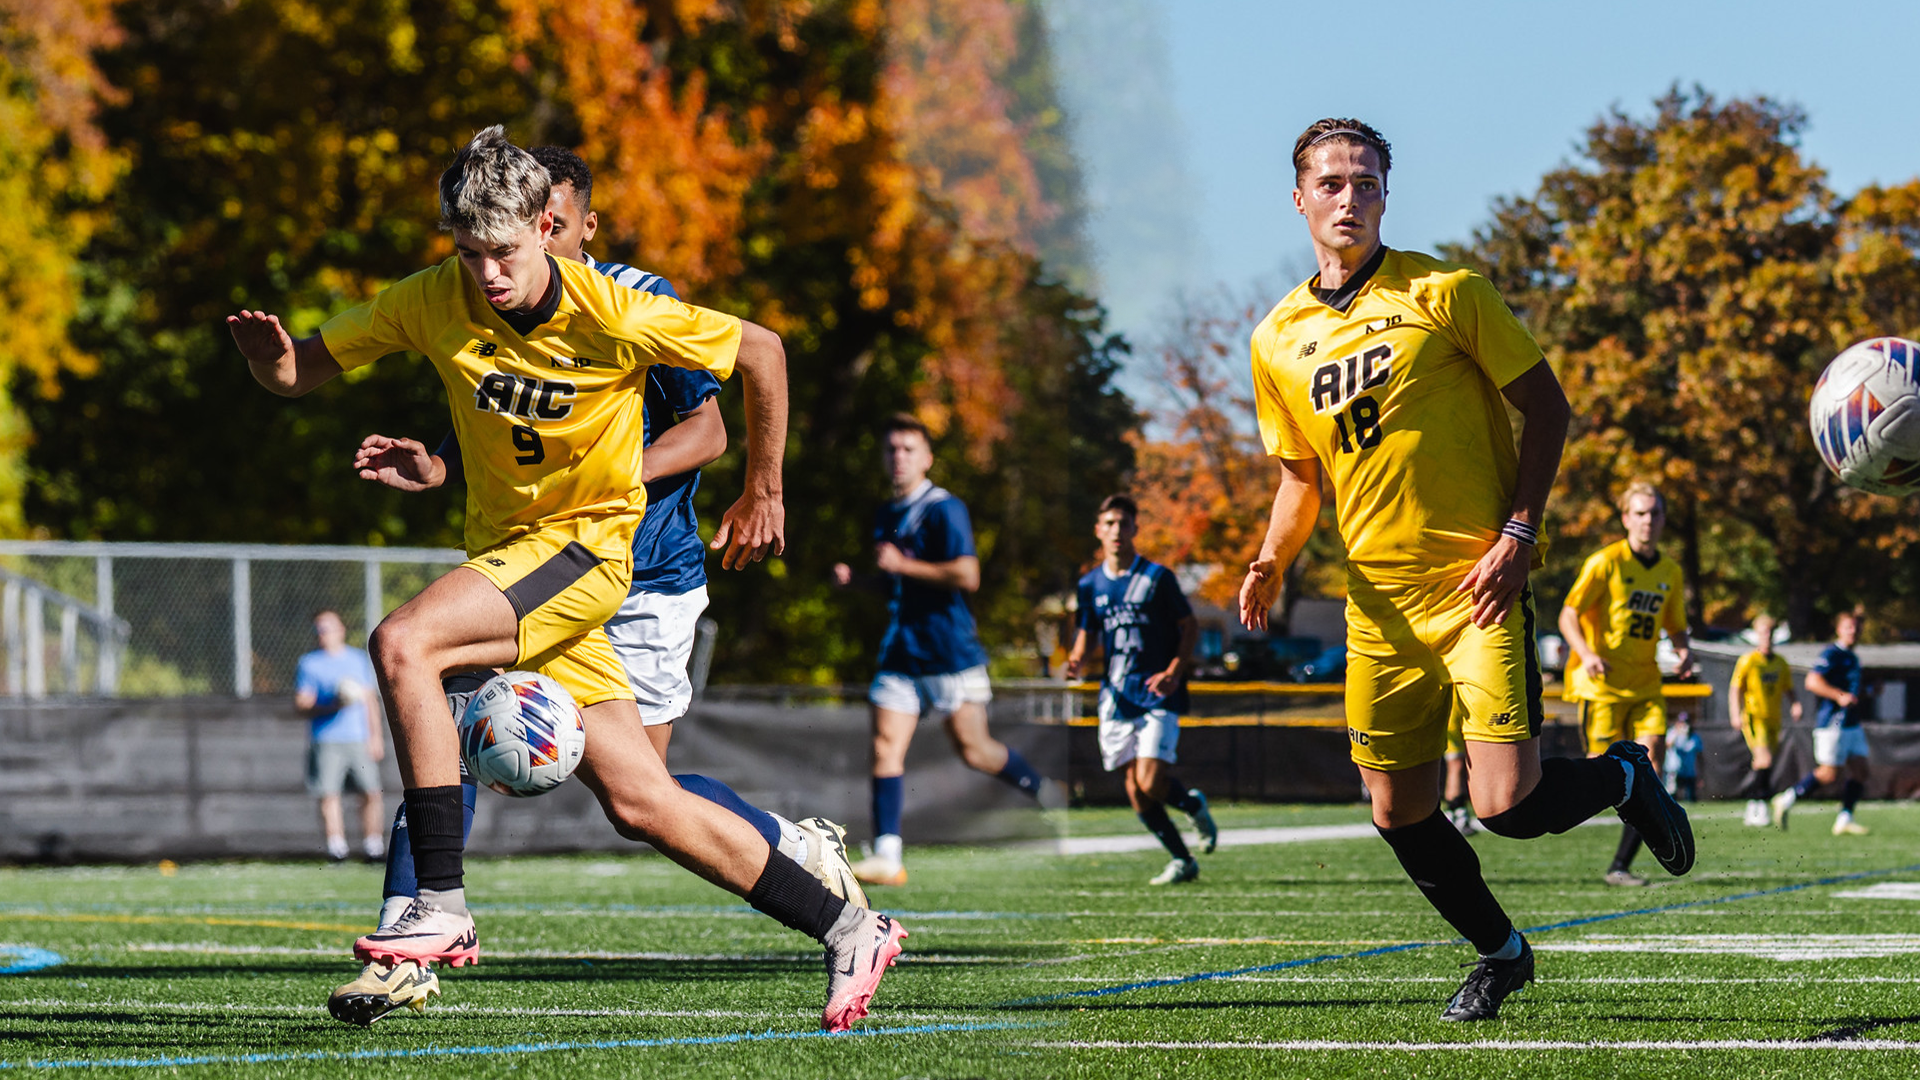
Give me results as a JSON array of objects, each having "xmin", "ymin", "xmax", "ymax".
[
  {"xmin": 996, "ymin": 998, "xmax": 1424, "ymax": 1012},
  {"xmin": 1806, "ymin": 1014, "xmax": 1920, "ymax": 1042}
]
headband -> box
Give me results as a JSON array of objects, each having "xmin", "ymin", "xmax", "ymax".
[{"xmin": 1307, "ymin": 128, "xmax": 1378, "ymax": 150}]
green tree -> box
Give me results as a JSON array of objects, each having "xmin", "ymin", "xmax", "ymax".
[{"xmin": 1444, "ymin": 89, "xmax": 1920, "ymax": 637}]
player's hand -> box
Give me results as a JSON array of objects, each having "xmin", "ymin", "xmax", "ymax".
[
  {"xmin": 1062, "ymin": 653, "xmax": 1083, "ymax": 680},
  {"xmin": 1146, "ymin": 666, "xmax": 1184, "ymax": 697},
  {"xmin": 711, "ymin": 488, "xmax": 785, "ymax": 570},
  {"xmin": 354, "ymin": 435, "xmax": 445, "ymax": 492},
  {"xmin": 1239, "ymin": 557, "xmax": 1283, "ymax": 630},
  {"xmin": 227, "ymin": 310, "xmax": 294, "ymax": 366},
  {"xmin": 875, "ymin": 542, "xmax": 908, "ymax": 575},
  {"xmin": 1839, "ymin": 691, "xmax": 1858, "ymax": 708},
  {"xmin": 1581, "ymin": 654, "xmax": 1610, "ymax": 679},
  {"xmin": 831, "ymin": 562, "xmax": 853, "ymax": 587},
  {"xmin": 1457, "ymin": 535, "xmax": 1530, "ymax": 628},
  {"xmin": 1673, "ymin": 649, "xmax": 1694, "ymax": 681}
]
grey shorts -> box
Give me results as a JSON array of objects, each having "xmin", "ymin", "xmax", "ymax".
[{"xmin": 307, "ymin": 741, "xmax": 381, "ymax": 797}]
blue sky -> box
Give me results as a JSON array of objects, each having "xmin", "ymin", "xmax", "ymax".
[{"xmin": 1050, "ymin": 0, "xmax": 1920, "ymax": 356}]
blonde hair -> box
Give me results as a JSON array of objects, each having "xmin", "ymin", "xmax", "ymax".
[
  {"xmin": 438, "ymin": 125, "xmax": 550, "ymax": 245},
  {"xmin": 1617, "ymin": 480, "xmax": 1665, "ymax": 515}
]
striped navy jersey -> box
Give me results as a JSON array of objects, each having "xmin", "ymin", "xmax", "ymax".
[{"xmin": 1076, "ymin": 555, "xmax": 1194, "ymax": 716}]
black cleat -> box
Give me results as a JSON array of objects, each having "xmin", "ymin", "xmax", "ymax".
[
  {"xmin": 1607, "ymin": 740, "xmax": 1694, "ymax": 876},
  {"xmin": 1439, "ymin": 938, "xmax": 1534, "ymax": 1022}
]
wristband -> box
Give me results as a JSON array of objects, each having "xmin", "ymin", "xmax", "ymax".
[{"xmin": 1500, "ymin": 518, "xmax": 1538, "ymax": 546}]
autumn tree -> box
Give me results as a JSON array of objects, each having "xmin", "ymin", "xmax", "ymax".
[{"xmin": 1444, "ymin": 89, "xmax": 1920, "ymax": 636}]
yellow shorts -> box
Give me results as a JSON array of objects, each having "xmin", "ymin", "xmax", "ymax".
[
  {"xmin": 1577, "ymin": 696, "xmax": 1668, "ymax": 756},
  {"xmin": 464, "ymin": 514, "xmax": 636, "ymax": 708},
  {"xmin": 1741, "ymin": 714, "xmax": 1783, "ymax": 757},
  {"xmin": 1445, "ymin": 705, "xmax": 1467, "ymax": 758},
  {"xmin": 1344, "ymin": 577, "xmax": 1543, "ymax": 771}
]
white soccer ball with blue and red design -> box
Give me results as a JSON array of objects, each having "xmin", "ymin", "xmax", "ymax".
[
  {"xmin": 457, "ymin": 671, "xmax": 586, "ymax": 797},
  {"xmin": 1809, "ymin": 336, "xmax": 1920, "ymax": 497}
]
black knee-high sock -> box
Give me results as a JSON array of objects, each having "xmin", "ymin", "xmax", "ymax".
[
  {"xmin": 1376, "ymin": 808, "xmax": 1513, "ymax": 955},
  {"xmin": 1160, "ymin": 777, "xmax": 1202, "ymax": 815},
  {"xmin": 403, "ymin": 785, "xmax": 467, "ymax": 892},
  {"xmin": 1747, "ymin": 765, "xmax": 1773, "ymax": 799},
  {"xmin": 1610, "ymin": 824, "xmax": 1642, "ymax": 872},
  {"xmin": 1138, "ymin": 802, "xmax": 1192, "ymax": 860},
  {"xmin": 747, "ymin": 849, "xmax": 849, "ymax": 941},
  {"xmin": 1842, "ymin": 779, "xmax": 1864, "ymax": 814},
  {"xmin": 1478, "ymin": 756, "xmax": 1626, "ymax": 839}
]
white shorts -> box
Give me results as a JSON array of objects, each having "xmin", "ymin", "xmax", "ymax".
[
  {"xmin": 602, "ymin": 585, "xmax": 709, "ymax": 726},
  {"xmin": 1097, "ymin": 689, "xmax": 1180, "ymax": 771},
  {"xmin": 869, "ymin": 666, "xmax": 992, "ymax": 717},
  {"xmin": 1813, "ymin": 724, "xmax": 1871, "ymax": 767}
]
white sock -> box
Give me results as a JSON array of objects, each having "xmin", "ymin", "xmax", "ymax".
[
  {"xmin": 1615, "ymin": 758, "xmax": 1635, "ymax": 805},
  {"xmin": 772, "ymin": 813, "xmax": 808, "ymax": 865},
  {"xmin": 1836, "ymin": 809, "xmax": 1853, "ymax": 825},
  {"xmin": 1777, "ymin": 789, "xmax": 1797, "ymax": 809},
  {"xmin": 377, "ymin": 895, "xmax": 413, "ymax": 932},
  {"xmin": 874, "ymin": 833, "xmax": 904, "ymax": 864},
  {"xmin": 1483, "ymin": 928, "xmax": 1525, "ymax": 961},
  {"xmin": 419, "ymin": 886, "xmax": 467, "ymax": 916},
  {"xmin": 326, "ymin": 836, "xmax": 350, "ymax": 860},
  {"xmin": 363, "ymin": 835, "xmax": 386, "ymax": 859}
]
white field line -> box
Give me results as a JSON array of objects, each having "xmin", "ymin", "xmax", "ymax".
[
  {"xmin": 0, "ymin": 998, "xmax": 987, "ymax": 1023},
  {"xmin": 1036, "ymin": 1039, "xmax": 1920, "ymax": 1052},
  {"xmin": 1038, "ymin": 816, "xmax": 1613, "ymax": 855},
  {"xmin": 1834, "ymin": 882, "xmax": 1920, "ymax": 900},
  {"xmin": 1534, "ymin": 934, "xmax": 1920, "ymax": 961},
  {"xmin": 114, "ymin": 941, "xmax": 995, "ymax": 964}
]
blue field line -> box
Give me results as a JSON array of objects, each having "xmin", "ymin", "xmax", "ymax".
[
  {"xmin": 1000, "ymin": 862, "xmax": 1920, "ymax": 1006},
  {"xmin": 0, "ymin": 948, "xmax": 65, "ymax": 976},
  {"xmin": 0, "ymin": 1020, "xmax": 1037, "ymax": 1071}
]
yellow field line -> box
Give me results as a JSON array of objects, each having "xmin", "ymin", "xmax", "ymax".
[{"xmin": 9, "ymin": 912, "xmax": 361, "ymax": 934}]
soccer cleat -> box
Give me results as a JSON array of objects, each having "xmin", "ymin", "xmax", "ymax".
[
  {"xmin": 1833, "ymin": 817, "xmax": 1870, "ymax": 836},
  {"xmin": 353, "ymin": 899, "xmax": 480, "ymax": 968},
  {"xmin": 1604, "ymin": 868, "xmax": 1648, "ymax": 887},
  {"xmin": 1770, "ymin": 789, "xmax": 1796, "ymax": 830},
  {"xmin": 1607, "ymin": 740, "xmax": 1693, "ymax": 876},
  {"xmin": 850, "ymin": 854, "xmax": 908, "ymax": 888},
  {"xmin": 1440, "ymin": 938, "xmax": 1534, "ymax": 1021},
  {"xmin": 797, "ymin": 817, "xmax": 869, "ymax": 910},
  {"xmin": 1185, "ymin": 789, "xmax": 1219, "ymax": 854},
  {"xmin": 1743, "ymin": 800, "xmax": 1771, "ymax": 827},
  {"xmin": 1149, "ymin": 857, "xmax": 1200, "ymax": 885},
  {"xmin": 326, "ymin": 959, "xmax": 440, "ymax": 1027},
  {"xmin": 822, "ymin": 910, "xmax": 907, "ymax": 1032}
]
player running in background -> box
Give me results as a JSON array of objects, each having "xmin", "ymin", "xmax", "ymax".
[
  {"xmin": 232, "ymin": 127, "xmax": 902, "ymax": 1033},
  {"xmin": 1064, "ymin": 494, "xmax": 1217, "ymax": 885},
  {"xmin": 1772, "ymin": 610, "xmax": 1872, "ymax": 834},
  {"xmin": 329, "ymin": 145, "xmax": 864, "ymax": 1024},
  {"xmin": 833, "ymin": 413, "xmax": 1062, "ymax": 887},
  {"xmin": 1730, "ymin": 614, "xmax": 1799, "ymax": 826},
  {"xmin": 1442, "ymin": 711, "xmax": 1477, "ymax": 835},
  {"xmin": 1239, "ymin": 118, "xmax": 1693, "ymax": 1022},
  {"xmin": 1558, "ymin": 482, "xmax": 1693, "ymax": 887}
]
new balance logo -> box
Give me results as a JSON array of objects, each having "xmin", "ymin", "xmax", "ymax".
[
  {"xmin": 1297, "ymin": 341, "xmax": 1318, "ymax": 359},
  {"xmin": 466, "ymin": 340, "xmax": 498, "ymax": 357}
]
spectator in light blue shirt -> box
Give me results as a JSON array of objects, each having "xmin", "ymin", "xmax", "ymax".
[{"xmin": 294, "ymin": 609, "xmax": 385, "ymax": 861}]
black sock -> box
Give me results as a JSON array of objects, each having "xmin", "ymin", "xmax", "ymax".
[
  {"xmin": 402, "ymin": 785, "xmax": 467, "ymax": 892},
  {"xmin": 1478, "ymin": 756, "xmax": 1623, "ymax": 839},
  {"xmin": 1443, "ymin": 793, "xmax": 1468, "ymax": 812},
  {"xmin": 1842, "ymin": 779, "xmax": 1864, "ymax": 814},
  {"xmin": 1376, "ymin": 808, "xmax": 1513, "ymax": 955},
  {"xmin": 1138, "ymin": 803, "xmax": 1192, "ymax": 860},
  {"xmin": 1748, "ymin": 766, "xmax": 1773, "ymax": 799},
  {"xmin": 1610, "ymin": 824, "xmax": 1642, "ymax": 872},
  {"xmin": 1160, "ymin": 778, "xmax": 1202, "ymax": 816},
  {"xmin": 747, "ymin": 847, "xmax": 849, "ymax": 941}
]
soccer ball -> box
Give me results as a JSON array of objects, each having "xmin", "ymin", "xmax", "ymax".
[
  {"xmin": 1809, "ymin": 337, "xmax": 1920, "ymax": 496},
  {"xmin": 457, "ymin": 671, "xmax": 587, "ymax": 797}
]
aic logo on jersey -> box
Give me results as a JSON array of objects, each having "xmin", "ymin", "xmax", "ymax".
[
  {"xmin": 474, "ymin": 372, "xmax": 576, "ymax": 420},
  {"xmin": 1310, "ymin": 344, "xmax": 1394, "ymax": 414}
]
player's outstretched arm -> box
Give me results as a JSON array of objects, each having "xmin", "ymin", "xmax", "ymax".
[
  {"xmin": 1238, "ymin": 456, "xmax": 1322, "ymax": 632},
  {"xmin": 1458, "ymin": 360, "xmax": 1570, "ymax": 628},
  {"xmin": 227, "ymin": 311, "xmax": 343, "ymax": 397},
  {"xmin": 711, "ymin": 321, "xmax": 788, "ymax": 570},
  {"xmin": 353, "ymin": 434, "xmax": 447, "ymax": 492},
  {"xmin": 642, "ymin": 397, "xmax": 727, "ymax": 483}
]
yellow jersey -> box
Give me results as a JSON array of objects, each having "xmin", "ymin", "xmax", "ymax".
[
  {"xmin": 320, "ymin": 255, "xmax": 742, "ymax": 554},
  {"xmin": 1732, "ymin": 650, "xmax": 1793, "ymax": 724},
  {"xmin": 1251, "ymin": 248, "xmax": 1544, "ymax": 584},
  {"xmin": 1562, "ymin": 540, "xmax": 1686, "ymax": 703}
]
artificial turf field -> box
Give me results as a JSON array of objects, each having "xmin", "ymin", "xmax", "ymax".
[{"xmin": 5, "ymin": 800, "xmax": 1920, "ymax": 1078}]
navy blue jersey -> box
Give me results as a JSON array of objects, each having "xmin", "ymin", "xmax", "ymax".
[
  {"xmin": 874, "ymin": 482, "xmax": 989, "ymax": 675},
  {"xmin": 1076, "ymin": 555, "xmax": 1194, "ymax": 716},
  {"xmin": 594, "ymin": 261, "xmax": 722, "ymax": 597},
  {"xmin": 1813, "ymin": 643, "xmax": 1865, "ymax": 728}
]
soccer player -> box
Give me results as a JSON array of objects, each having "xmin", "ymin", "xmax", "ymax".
[
  {"xmin": 293, "ymin": 610, "xmax": 385, "ymax": 862},
  {"xmin": 1558, "ymin": 482, "xmax": 1693, "ymax": 887},
  {"xmin": 327, "ymin": 146, "xmax": 864, "ymax": 1024},
  {"xmin": 833, "ymin": 413, "xmax": 1060, "ymax": 887},
  {"xmin": 1442, "ymin": 711, "xmax": 1477, "ymax": 836},
  {"xmin": 230, "ymin": 127, "xmax": 903, "ymax": 1032},
  {"xmin": 1730, "ymin": 614, "xmax": 1799, "ymax": 826},
  {"xmin": 1771, "ymin": 610, "xmax": 1872, "ymax": 834},
  {"xmin": 1063, "ymin": 495, "xmax": 1217, "ymax": 885},
  {"xmin": 1239, "ymin": 118, "xmax": 1693, "ymax": 1022}
]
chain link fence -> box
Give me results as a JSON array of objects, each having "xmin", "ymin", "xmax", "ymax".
[{"xmin": 0, "ymin": 541, "xmax": 463, "ymax": 699}]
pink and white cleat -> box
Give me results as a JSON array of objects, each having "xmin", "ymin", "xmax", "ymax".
[
  {"xmin": 822, "ymin": 910, "xmax": 907, "ymax": 1032},
  {"xmin": 353, "ymin": 899, "xmax": 480, "ymax": 968}
]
